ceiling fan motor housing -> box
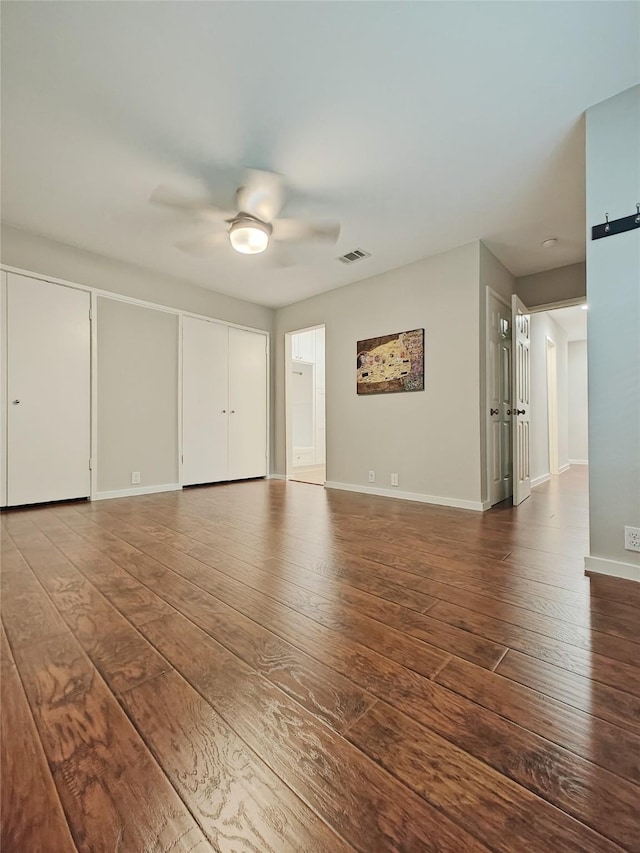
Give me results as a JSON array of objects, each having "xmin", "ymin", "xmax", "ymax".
[{"xmin": 228, "ymin": 216, "xmax": 272, "ymax": 254}]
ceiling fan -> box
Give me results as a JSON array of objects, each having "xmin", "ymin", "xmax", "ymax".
[{"xmin": 150, "ymin": 168, "xmax": 340, "ymax": 260}]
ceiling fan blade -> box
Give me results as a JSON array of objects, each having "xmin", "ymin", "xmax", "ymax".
[
  {"xmin": 271, "ymin": 218, "xmax": 340, "ymax": 244},
  {"xmin": 236, "ymin": 169, "xmax": 285, "ymax": 222},
  {"xmin": 150, "ymin": 185, "xmax": 232, "ymax": 220},
  {"xmin": 263, "ymin": 243, "xmax": 295, "ymax": 268},
  {"xmin": 175, "ymin": 232, "xmax": 228, "ymax": 257}
]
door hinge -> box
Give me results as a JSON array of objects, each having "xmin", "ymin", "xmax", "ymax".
[
  {"xmin": 181, "ymin": 454, "xmax": 184, "ymax": 464},
  {"xmin": 89, "ymin": 308, "xmax": 93, "ymax": 321},
  {"xmin": 89, "ymin": 458, "xmax": 93, "ymax": 470}
]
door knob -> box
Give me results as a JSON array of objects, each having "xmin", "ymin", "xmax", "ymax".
[
  {"xmin": 516, "ymin": 408, "xmax": 526, "ymax": 415},
  {"xmin": 506, "ymin": 409, "xmax": 512, "ymax": 415},
  {"xmin": 230, "ymin": 410, "xmax": 236, "ymax": 414},
  {"xmin": 221, "ymin": 409, "xmax": 226, "ymax": 413},
  {"xmin": 490, "ymin": 408, "xmax": 499, "ymax": 416},
  {"xmin": 12, "ymin": 399, "xmax": 20, "ymax": 405}
]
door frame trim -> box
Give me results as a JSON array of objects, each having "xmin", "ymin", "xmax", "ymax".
[
  {"xmin": 528, "ymin": 296, "xmax": 586, "ymax": 314},
  {"xmin": 284, "ymin": 324, "xmax": 326, "ymax": 482}
]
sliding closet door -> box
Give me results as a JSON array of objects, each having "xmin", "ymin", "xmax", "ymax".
[
  {"xmin": 228, "ymin": 327, "xmax": 267, "ymax": 480},
  {"xmin": 182, "ymin": 316, "xmax": 229, "ymax": 485},
  {"xmin": 7, "ymin": 274, "xmax": 90, "ymax": 505}
]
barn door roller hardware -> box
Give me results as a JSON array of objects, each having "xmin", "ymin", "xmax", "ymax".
[{"xmin": 591, "ymin": 204, "xmax": 640, "ymax": 240}]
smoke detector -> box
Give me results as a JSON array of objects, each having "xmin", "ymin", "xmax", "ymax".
[{"xmin": 541, "ymin": 238, "xmax": 558, "ymax": 249}]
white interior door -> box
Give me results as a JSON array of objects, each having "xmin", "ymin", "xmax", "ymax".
[
  {"xmin": 7, "ymin": 274, "xmax": 90, "ymax": 506},
  {"xmin": 512, "ymin": 294, "xmax": 531, "ymax": 505},
  {"xmin": 182, "ymin": 316, "xmax": 229, "ymax": 485},
  {"xmin": 487, "ymin": 292, "xmax": 513, "ymax": 506},
  {"xmin": 228, "ymin": 327, "xmax": 267, "ymax": 480}
]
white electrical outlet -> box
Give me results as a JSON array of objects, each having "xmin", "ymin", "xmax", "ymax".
[
  {"xmin": 131, "ymin": 471, "xmax": 141, "ymax": 485},
  {"xmin": 368, "ymin": 470, "xmax": 375, "ymax": 483},
  {"xmin": 391, "ymin": 473, "xmax": 399, "ymax": 487},
  {"xmin": 624, "ymin": 526, "xmax": 640, "ymax": 552}
]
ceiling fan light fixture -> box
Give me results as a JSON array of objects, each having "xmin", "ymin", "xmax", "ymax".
[{"xmin": 229, "ymin": 218, "xmax": 270, "ymax": 255}]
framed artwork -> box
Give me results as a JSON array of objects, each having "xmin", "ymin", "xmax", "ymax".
[{"xmin": 356, "ymin": 328, "xmax": 424, "ymax": 395}]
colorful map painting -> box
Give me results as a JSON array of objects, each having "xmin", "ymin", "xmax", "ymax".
[{"xmin": 356, "ymin": 328, "xmax": 424, "ymax": 395}]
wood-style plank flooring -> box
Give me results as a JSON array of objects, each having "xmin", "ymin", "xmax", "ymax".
[{"xmin": 2, "ymin": 466, "xmax": 640, "ymax": 852}]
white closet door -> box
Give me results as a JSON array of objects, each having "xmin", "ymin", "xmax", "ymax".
[
  {"xmin": 228, "ymin": 327, "xmax": 267, "ymax": 480},
  {"xmin": 7, "ymin": 274, "xmax": 90, "ymax": 506},
  {"xmin": 182, "ymin": 317, "xmax": 229, "ymax": 485}
]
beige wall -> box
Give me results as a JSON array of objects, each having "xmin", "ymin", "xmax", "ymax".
[
  {"xmin": 585, "ymin": 85, "xmax": 640, "ymax": 576},
  {"xmin": 481, "ymin": 242, "xmax": 515, "ymax": 304},
  {"xmin": 0, "ymin": 223, "xmax": 273, "ymax": 331},
  {"xmin": 516, "ymin": 262, "xmax": 586, "ymax": 309},
  {"xmin": 97, "ymin": 298, "xmax": 179, "ymax": 492},
  {"xmin": 275, "ymin": 242, "xmax": 485, "ymax": 507}
]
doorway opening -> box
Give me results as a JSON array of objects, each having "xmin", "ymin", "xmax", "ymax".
[
  {"xmin": 285, "ymin": 326, "xmax": 326, "ymax": 485},
  {"xmin": 486, "ymin": 290, "xmax": 588, "ymax": 509},
  {"xmin": 529, "ymin": 303, "xmax": 588, "ymax": 487}
]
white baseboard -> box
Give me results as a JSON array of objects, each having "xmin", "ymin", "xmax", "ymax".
[
  {"xmin": 324, "ymin": 481, "xmax": 486, "ymax": 511},
  {"xmin": 93, "ymin": 483, "xmax": 182, "ymax": 501},
  {"xmin": 569, "ymin": 459, "xmax": 589, "ymax": 465},
  {"xmin": 268, "ymin": 474, "xmax": 287, "ymax": 480},
  {"xmin": 531, "ymin": 473, "xmax": 551, "ymax": 487},
  {"xmin": 584, "ymin": 555, "xmax": 640, "ymax": 582},
  {"xmin": 558, "ymin": 463, "xmax": 571, "ymax": 474}
]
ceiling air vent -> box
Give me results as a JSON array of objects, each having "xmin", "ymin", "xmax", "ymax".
[{"xmin": 337, "ymin": 248, "xmax": 371, "ymax": 265}]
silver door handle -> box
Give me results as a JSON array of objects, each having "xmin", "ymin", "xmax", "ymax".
[{"xmin": 12, "ymin": 400, "xmax": 20, "ymax": 405}]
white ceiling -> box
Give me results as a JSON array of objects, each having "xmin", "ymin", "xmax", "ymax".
[
  {"xmin": 546, "ymin": 304, "xmax": 588, "ymax": 342},
  {"xmin": 1, "ymin": 2, "xmax": 638, "ymax": 309}
]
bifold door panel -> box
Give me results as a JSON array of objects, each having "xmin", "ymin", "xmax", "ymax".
[
  {"xmin": 228, "ymin": 326, "xmax": 268, "ymax": 480},
  {"xmin": 182, "ymin": 317, "xmax": 229, "ymax": 485},
  {"xmin": 7, "ymin": 274, "xmax": 90, "ymax": 505},
  {"xmin": 182, "ymin": 318, "xmax": 267, "ymax": 485}
]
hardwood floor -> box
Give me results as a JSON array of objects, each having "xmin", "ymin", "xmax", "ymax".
[{"xmin": 2, "ymin": 466, "xmax": 639, "ymax": 852}]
